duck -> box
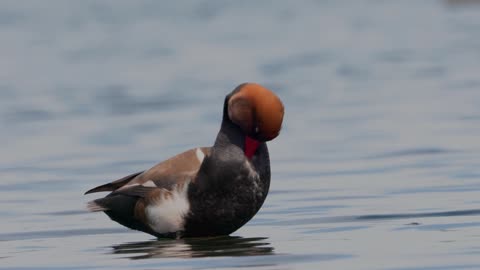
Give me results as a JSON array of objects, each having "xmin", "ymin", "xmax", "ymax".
[{"xmin": 84, "ymin": 83, "xmax": 284, "ymax": 238}]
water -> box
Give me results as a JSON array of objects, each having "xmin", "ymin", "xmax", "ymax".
[{"xmin": 1, "ymin": 0, "xmax": 480, "ymax": 269}]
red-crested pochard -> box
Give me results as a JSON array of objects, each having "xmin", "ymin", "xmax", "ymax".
[{"xmin": 85, "ymin": 83, "xmax": 284, "ymax": 238}]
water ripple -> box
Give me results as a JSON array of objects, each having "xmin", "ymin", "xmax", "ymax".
[
  {"xmin": 0, "ymin": 228, "xmax": 129, "ymax": 242},
  {"xmin": 367, "ymin": 147, "xmax": 453, "ymax": 159},
  {"xmin": 395, "ymin": 222, "xmax": 480, "ymax": 231},
  {"xmin": 260, "ymin": 209, "xmax": 480, "ymax": 226}
]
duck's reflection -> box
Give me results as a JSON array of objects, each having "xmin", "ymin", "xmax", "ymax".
[{"xmin": 111, "ymin": 236, "xmax": 274, "ymax": 259}]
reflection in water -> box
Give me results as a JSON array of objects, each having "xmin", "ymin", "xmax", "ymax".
[{"xmin": 111, "ymin": 236, "xmax": 274, "ymax": 260}]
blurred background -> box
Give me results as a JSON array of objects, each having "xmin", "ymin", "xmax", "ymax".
[{"xmin": 1, "ymin": 1, "xmax": 480, "ymax": 269}]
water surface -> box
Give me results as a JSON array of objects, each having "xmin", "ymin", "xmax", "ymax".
[{"xmin": 1, "ymin": 1, "xmax": 480, "ymax": 269}]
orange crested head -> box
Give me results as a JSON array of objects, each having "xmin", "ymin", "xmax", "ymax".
[{"xmin": 227, "ymin": 83, "xmax": 284, "ymax": 141}]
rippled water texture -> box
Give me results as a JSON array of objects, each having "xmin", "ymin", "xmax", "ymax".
[{"xmin": 1, "ymin": 1, "xmax": 480, "ymax": 269}]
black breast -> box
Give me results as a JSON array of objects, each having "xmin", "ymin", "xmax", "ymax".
[{"xmin": 184, "ymin": 143, "xmax": 270, "ymax": 237}]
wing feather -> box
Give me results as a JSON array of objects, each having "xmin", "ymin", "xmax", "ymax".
[
  {"xmin": 85, "ymin": 147, "xmax": 210, "ymax": 198},
  {"xmin": 84, "ymin": 171, "xmax": 143, "ymax": 194}
]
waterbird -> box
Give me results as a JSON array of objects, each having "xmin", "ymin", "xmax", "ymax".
[{"xmin": 85, "ymin": 83, "xmax": 284, "ymax": 238}]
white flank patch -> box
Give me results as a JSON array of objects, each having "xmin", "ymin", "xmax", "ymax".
[
  {"xmin": 145, "ymin": 183, "xmax": 190, "ymax": 234},
  {"xmin": 195, "ymin": 148, "xmax": 205, "ymax": 163},
  {"xmin": 142, "ymin": 180, "xmax": 156, "ymax": 187}
]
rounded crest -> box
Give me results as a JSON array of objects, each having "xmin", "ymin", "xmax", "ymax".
[{"xmin": 228, "ymin": 83, "xmax": 284, "ymax": 141}]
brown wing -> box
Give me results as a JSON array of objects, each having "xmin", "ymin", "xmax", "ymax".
[
  {"xmin": 84, "ymin": 171, "xmax": 143, "ymax": 195},
  {"xmin": 84, "ymin": 147, "xmax": 210, "ymax": 197}
]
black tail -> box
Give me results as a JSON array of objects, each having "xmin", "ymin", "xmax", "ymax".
[{"xmin": 87, "ymin": 194, "xmax": 157, "ymax": 236}]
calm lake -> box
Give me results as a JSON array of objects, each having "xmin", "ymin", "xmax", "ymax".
[{"xmin": 1, "ymin": 1, "xmax": 480, "ymax": 269}]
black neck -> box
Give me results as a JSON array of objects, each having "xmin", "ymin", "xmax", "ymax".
[{"xmin": 214, "ymin": 95, "xmax": 245, "ymax": 150}]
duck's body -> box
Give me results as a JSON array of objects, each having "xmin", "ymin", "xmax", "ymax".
[{"xmin": 85, "ymin": 83, "xmax": 284, "ymax": 238}]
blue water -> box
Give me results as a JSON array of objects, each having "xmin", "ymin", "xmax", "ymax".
[{"xmin": 1, "ymin": 1, "xmax": 480, "ymax": 269}]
